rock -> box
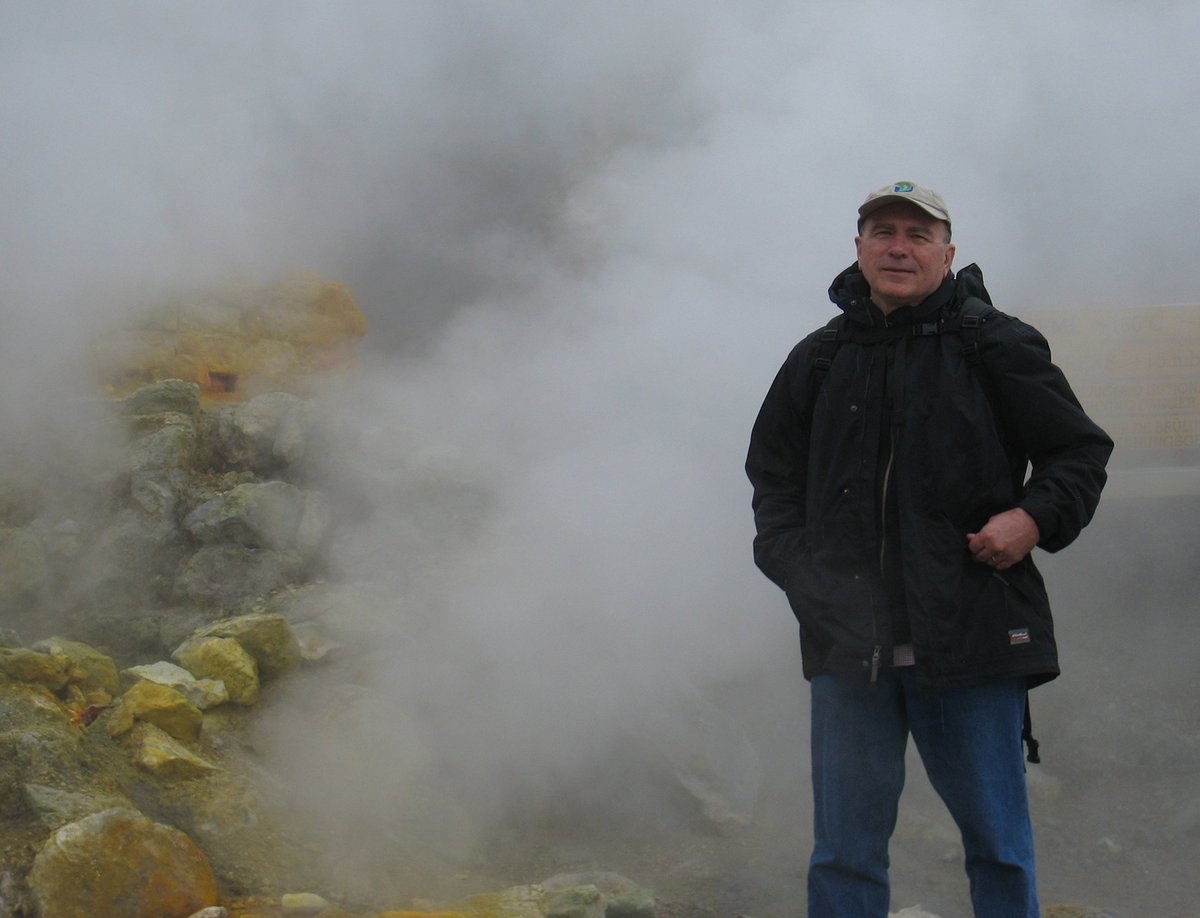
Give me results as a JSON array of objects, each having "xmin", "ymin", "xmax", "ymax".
[
  {"xmin": 174, "ymin": 543, "xmax": 303, "ymax": 607},
  {"xmin": 72, "ymin": 508, "xmax": 188, "ymax": 612},
  {"xmin": 296, "ymin": 489, "xmax": 332, "ymax": 558},
  {"xmin": 458, "ymin": 884, "xmax": 545, "ymax": 918},
  {"xmin": 272, "ymin": 399, "xmax": 310, "ymax": 466},
  {"xmin": 289, "ymin": 620, "xmax": 339, "ymax": 662},
  {"xmin": 543, "ymin": 883, "xmax": 605, "ymax": 918},
  {"xmin": 119, "ymin": 379, "xmax": 202, "ymax": 418},
  {"xmin": 29, "ymin": 806, "xmax": 218, "ymax": 918},
  {"xmin": 0, "ymin": 628, "xmax": 21, "ymax": 648},
  {"xmin": 131, "ymin": 722, "xmax": 219, "ymax": 777},
  {"xmin": 644, "ymin": 689, "xmax": 762, "ymax": 833},
  {"xmin": 0, "ymin": 682, "xmax": 131, "ymax": 821},
  {"xmin": 22, "ymin": 783, "xmax": 132, "ymax": 829},
  {"xmin": 542, "ymin": 873, "xmax": 655, "ymax": 918},
  {"xmin": 174, "ymin": 635, "xmax": 260, "ymax": 705},
  {"xmin": 130, "ymin": 467, "xmax": 190, "ymax": 520},
  {"xmin": 122, "ymin": 660, "xmax": 229, "ymax": 709},
  {"xmin": 31, "ymin": 637, "xmax": 121, "ymax": 697},
  {"xmin": 188, "ymin": 612, "xmax": 302, "ymax": 677},
  {"xmin": 183, "ymin": 480, "xmax": 310, "ymax": 551},
  {"xmin": 280, "ymin": 890, "xmax": 333, "ymax": 910},
  {"xmin": 0, "ymin": 648, "xmax": 73, "ymax": 691},
  {"xmin": 213, "ymin": 392, "xmax": 304, "ymax": 472},
  {"xmin": 106, "ymin": 681, "xmax": 203, "ymax": 741},
  {"xmin": 128, "ymin": 413, "xmax": 201, "ymax": 471}
]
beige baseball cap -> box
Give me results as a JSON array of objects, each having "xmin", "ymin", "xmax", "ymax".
[{"xmin": 858, "ymin": 180, "xmax": 951, "ymax": 226}]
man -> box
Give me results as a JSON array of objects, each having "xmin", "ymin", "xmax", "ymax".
[{"xmin": 744, "ymin": 181, "xmax": 1112, "ymax": 917}]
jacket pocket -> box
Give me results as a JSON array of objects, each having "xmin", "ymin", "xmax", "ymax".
[{"xmin": 954, "ymin": 561, "xmax": 1053, "ymax": 666}]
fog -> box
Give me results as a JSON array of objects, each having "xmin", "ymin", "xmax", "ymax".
[{"xmin": 3, "ymin": 1, "xmax": 1198, "ymax": 914}]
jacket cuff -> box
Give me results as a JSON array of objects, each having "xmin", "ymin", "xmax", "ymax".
[{"xmin": 1018, "ymin": 498, "xmax": 1056, "ymax": 548}]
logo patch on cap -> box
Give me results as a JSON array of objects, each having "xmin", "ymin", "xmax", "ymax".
[
  {"xmin": 1009, "ymin": 628, "xmax": 1031, "ymax": 646},
  {"xmin": 894, "ymin": 182, "xmax": 914, "ymax": 193}
]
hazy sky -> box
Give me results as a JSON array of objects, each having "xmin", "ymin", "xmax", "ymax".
[{"xmin": 3, "ymin": 0, "xmax": 1197, "ymax": 904}]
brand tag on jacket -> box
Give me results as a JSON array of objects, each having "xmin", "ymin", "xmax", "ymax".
[{"xmin": 1009, "ymin": 628, "xmax": 1031, "ymax": 646}]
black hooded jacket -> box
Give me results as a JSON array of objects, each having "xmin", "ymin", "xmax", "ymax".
[{"xmin": 745, "ymin": 263, "xmax": 1113, "ymax": 689}]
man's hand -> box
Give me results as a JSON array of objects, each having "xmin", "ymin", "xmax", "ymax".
[{"xmin": 966, "ymin": 507, "xmax": 1040, "ymax": 571}]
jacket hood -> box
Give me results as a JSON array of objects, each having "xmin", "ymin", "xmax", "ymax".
[{"xmin": 828, "ymin": 261, "xmax": 993, "ymax": 328}]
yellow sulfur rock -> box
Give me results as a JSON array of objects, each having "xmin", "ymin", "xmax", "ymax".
[
  {"xmin": 175, "ymin": 636, "xmax": 260, "ymax": 705},
  {"xmin": 106, "ymin": 681, "xmax": 203, "ymax": 741},
  {"xmin": 0, "ymin": 648, "xmax": 73, "ymax": 691},
  {"xmin": 94, "ymin": 272, "xmax": 366, "ymax": 404},
  {"xmin": 131, "ymin": 722, "xmax": 218, "ymax": 778}
]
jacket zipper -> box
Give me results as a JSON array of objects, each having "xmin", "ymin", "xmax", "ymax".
[
  {"xmin": 880, "ymin": 428, "xmax": 894, "ymax": 576},
  {"xmin": 870, "ymin": 327, "xmax": 895, "ymax": 684},
  {"xmin": 871, "ymin": 428, "xmax": 895, "ymax": 684}
]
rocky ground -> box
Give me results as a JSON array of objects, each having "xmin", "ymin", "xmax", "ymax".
[{"xmin": 0, "ymin": 376, "xmax": 1193, "ymax": 917}]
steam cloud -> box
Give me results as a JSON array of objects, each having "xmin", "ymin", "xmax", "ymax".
[{"xmin": 3, "ymin": 1, "xmax": 1198, "ymax": 912}]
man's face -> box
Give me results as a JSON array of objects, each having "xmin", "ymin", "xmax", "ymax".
[{"xmin": 854, "ymin": 202, "xmax": 955, "ymax": 314}]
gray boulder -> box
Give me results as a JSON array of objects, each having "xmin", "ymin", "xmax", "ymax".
[
  {"xmin": 174, "ymin": 544, "xmax": 303, "ymax": 607},
  {"xmin": 211, "ymin": 392, "xmax": 303, "ymax": 473},
  {"xmin": 182, "ymin": 480, "xmax": 312, "ymax": 552}
]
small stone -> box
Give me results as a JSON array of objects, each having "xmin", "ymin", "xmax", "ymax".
[{"xmin": 280, "ymin": 891, "xmax": 332, "ymax": 911}]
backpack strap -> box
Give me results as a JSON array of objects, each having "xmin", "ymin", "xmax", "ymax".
[
  {"xmin": 811, "ymin": 297, "xmax": 999, "ymax": 385},
  {"xmin": 954, "ymin": 296, "xmax": 998, "ymax": 367},
  {"xmin": 1023, "ymin": 693, "xmax": 1041, "ymax": 764},
  {"xmin": 812, "ymin": 315, "xmax": 847, "ymax": 389}
]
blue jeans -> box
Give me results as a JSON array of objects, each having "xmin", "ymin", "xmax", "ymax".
[{"xmin": 808, "ymin": 668, "xmax": 1038, "ymax": 918}]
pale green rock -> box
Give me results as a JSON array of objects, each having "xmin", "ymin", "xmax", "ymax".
[
  {"xmin": 22, "ymin": 783, "xmax": 132, "ymax": 829},
  {"xmin": 118, "ymin": 379, "xmax": 201, "ymax": 417},
  {"xmin": 280, "ymin": 891, "xmax": 332, "ymax": 911},
  {"xmin": 182, "ymin": 480, "xmax": 308, "ymax": 551},
  {"xmin": 543, "ymin": 884, "xmax": 605, "ymax": 918}
]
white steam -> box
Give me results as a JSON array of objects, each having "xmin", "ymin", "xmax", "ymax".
[{"xmin": 3, "ymin": 0, "xmax": 1199, "ymax": 912}]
